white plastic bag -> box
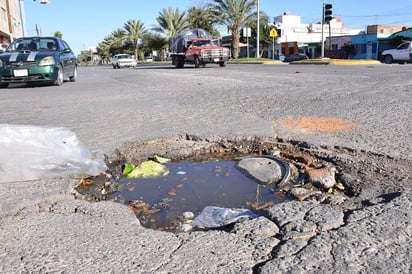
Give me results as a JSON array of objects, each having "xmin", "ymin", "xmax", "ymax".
[
  {"xmin": 0, "ymin": 124, "xmax": 108, "ymax": 183},
  {"xmin": 193, "ymin": 206, "xmax": 258, "ymax": 228}
]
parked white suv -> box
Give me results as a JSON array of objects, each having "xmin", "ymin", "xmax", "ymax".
[
  {"xmin": 381, "ymin": 41, "xmax": 412, "ymax": 64},
  {"xmin": 112, "ymin": 54, "xmax": 137, "ymax": 69}
]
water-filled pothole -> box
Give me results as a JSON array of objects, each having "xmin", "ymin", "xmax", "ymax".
[
  {"xmin": 76, "ymin": 137, "xmax": 375, "ymax": 233},
  {"xmin": 114, "ymin": 157, "xmax": 290, "ymax": 232}
]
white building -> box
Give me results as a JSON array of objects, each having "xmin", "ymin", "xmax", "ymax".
[{"xmin": 273, "ymin": 12, "xmax": 362, "ymax": 58}]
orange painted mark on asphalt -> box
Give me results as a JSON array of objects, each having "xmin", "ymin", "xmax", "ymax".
[{"xmin": 273, "ymin": 116, "xmax": 356, "ymax": 133}]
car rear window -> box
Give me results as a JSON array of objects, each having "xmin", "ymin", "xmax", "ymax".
[{"xmin": 117, "ymin": 55, "xmax": 132, "ymax": 59}]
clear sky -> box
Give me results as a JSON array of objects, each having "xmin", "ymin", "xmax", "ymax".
[{"xmin": 23, "ymin": 0, "xmax": 412, "ymax": 55}]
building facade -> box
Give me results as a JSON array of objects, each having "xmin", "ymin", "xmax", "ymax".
[
  {"xmin": 0, "ymin": 0, "xmax": 23, "ymax": 50},
  {"xmin": 325, "ymin": 25, "xmax": 411, "ymax": 60},
  {"xmin": 273, "ymin": 12, "xmax": 362, "ymax": 58}
]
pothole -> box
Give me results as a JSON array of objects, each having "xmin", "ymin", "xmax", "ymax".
[
  {"xmin": 117, "ymin": 156, "xmax": 291, "ymax": 232},
  {"xmin": 74, "ymin": 135, "xmax": 411, "ymax": 233}
]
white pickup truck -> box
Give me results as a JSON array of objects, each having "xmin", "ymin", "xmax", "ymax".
[{"xmin": 381, "ymin": 41, "xmax": 412, "ymax": 64}]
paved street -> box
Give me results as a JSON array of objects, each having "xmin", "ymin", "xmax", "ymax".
[
  {"xmin": 1, "ymin": 63, "xmax": 411, "ymax": 159},
  {"xmin": 0, "ymin": 63, "xmax": 411, "ymax": 273}
]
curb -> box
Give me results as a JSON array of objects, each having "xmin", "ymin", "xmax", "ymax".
[
  {"xmin": 289, "ymin": 59, "xmax": 382, "ymax": 65},
  {"xmin": 328, "ymin": 59, "xmax": 381, "ymax": 65}
]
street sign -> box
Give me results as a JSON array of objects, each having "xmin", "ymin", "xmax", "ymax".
[
  {"xmin": 270, "ymin": 28, "xmax": 278, "ymax": 37},
  {"xmin": 243, "ymin": 28, "xmax": 251, "ymax": 38}
]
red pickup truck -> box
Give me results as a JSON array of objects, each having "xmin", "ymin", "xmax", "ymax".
[{"xmin": 169, "ymin": 29, "xmax": 230, "ymax": 68}]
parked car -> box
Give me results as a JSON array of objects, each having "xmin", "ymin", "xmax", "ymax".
[
  {"xmin": 0, "ymin": 36, "xmax": 77, "ymax": 88},
  {"xmin": 325, "ymin": 49, "xmax": 349, "ymax": 59},
  {"xmin": 112, "ymin": 54, "xmax": 137, "ymax": 69},
  {"xmin": 273, "ymin": 54, "xmax": 286, "ymax": 61},
  {"xmin": 283, "ymin": 54, "xmax": 309, "ymax": 62}
]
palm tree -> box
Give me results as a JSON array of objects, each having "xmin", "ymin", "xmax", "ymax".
[
  {"xmin": 187, "ymin": 5, "xmax": 218, "ymax": 37},
  {"xmin": 124, "ymin": 19, "xmax": 147, "ymax": 61},
  {"xmin": 106, "ymin": 29, "xmax": 127, "ymax": 48},
  {"xmin": 209, "ymin": 0, "xmax": 257, "ymax": 58},
  {"xmin": 152, "ymin": 7, "xmax": 188, "ymax": 37}
]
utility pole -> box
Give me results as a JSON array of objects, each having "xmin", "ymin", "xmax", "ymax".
[
  {"xmin": 35, "ymin": 24, "xmax": 41, "ymax": 36},
  {"xmin": 18, "ymin": 0, "xmax": 27, "ymax": 36},
  {"xmin": 256, "ymin": 0, "xmax": 260, "ymax": 58},
  {"xmin": 321, "ymin": 0, "xmax": 325, "ymax": 58},
  {"xmin": 18, "ymin": 0, "xmax": 50, "ymax": 37}
]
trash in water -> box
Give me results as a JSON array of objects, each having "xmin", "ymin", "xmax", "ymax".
[
  {"xmin": 114, "ymin": 159, "xmax": 289, "ymax": 232},
  {"xmin": 153, "ymin": 155, "xmax": 171, "ymax": 164},
  {"xmin": 122, "ymin": 163, "xmax": 135, "ymax": 176},
  {"xmin": 193, "ymin": 206, "xmax": 258, "ymax": 228},
  {"xmin": 124, "ymin": 160, "xmax": 170, "ymax": 178},
  {"xmin": 0, "ymin": 124, "xmax": 107, "ymax": 183}
]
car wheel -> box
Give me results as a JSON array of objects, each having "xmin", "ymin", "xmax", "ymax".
[
  {"xmin": 194, "ymin": 56, "xmax": 200, "ymax": 68},
  {"xmin": 116, "ymin": 64, "xmax": 120, "ymax": 69},
  {"xmin": 384, "ymin": 55, "xmax": 393, "ymax": 64},
  {"xmin": 69, "ymin": 66, "xmax": 78, "ymax": 82},
  {"xmin": 53, "ymin": 65, "xmax": 64, "ymax": 86},
  {"xmin": 219, "ymin": 61, "xmax": 227, "ymax": 67},
  {"xmin": 112, "ymin": 65, "xmax": 116, "ymax": 69},
  {"xmin": 0, "ymin": 83, "xmax": 8, "ymax": 88}
]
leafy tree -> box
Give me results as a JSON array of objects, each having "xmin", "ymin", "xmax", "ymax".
[
  {"xmin": 240, "ymin": 11, "xmax": 272, "ymax": 57},
  {"xmin": 141, "ymin": 33, "xmax": 168, "ymax": 61},
  {"xmin": 124, "ymin": 19, "xmax": 147, "ymax": 60},
  {"xmin": 54, "ymin": 31, "xmax": 62, "ymax": 38},
  {"xmin": 209, "ymin": 0, "xmax": 257, "ymax": 58},
  {"xmin": 77, "ymin": 50, "xmax": 90, "ymax": 63},
  {"xmin": 390, "ymin": 35, "xmax": 408, "ymax": 47},
  {"xmin": 152, "ymin": 7, "xmax": 189, "ymax": 37}
]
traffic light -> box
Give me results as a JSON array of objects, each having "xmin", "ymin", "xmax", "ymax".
[{"xmin": 324, "ymin": 4, "xmax": 333, "ymax": 24}]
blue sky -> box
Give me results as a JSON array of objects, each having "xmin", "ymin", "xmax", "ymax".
[{"xmin": 24, "ymin": 0, "xmax": 412, "ymax": 55}]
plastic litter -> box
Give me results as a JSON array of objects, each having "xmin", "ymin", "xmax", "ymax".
[
  {"xmin": 153, "ymin": 155, "xmax": 171, "ymax": 164},
  {"xmin": 193, "ymin": 206, "xmax": 258, "ymax": 228},
  {"xmin": 122, "ymin": 163, "xmax": 135, "ymax": 176},
  {"xmin": 126, "ymin": 160, "xmax": 170, "ymax": 178},
  {"xmin": 0, "ymin": 124, "xmax": 108, "ymax": 183}
]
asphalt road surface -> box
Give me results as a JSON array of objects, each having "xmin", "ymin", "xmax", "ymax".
[
  {"xmin": 1, "ymin": 63, "xmax": 411, "ymax": 159},
  {"xmin": 0, "ymin": 63, "xmax": 411, "ymax": 273}
]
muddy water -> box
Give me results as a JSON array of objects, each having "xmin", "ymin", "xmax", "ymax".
[{"xmin": 115, "ymin": 160, "xmax": 289, "ymax": 232}]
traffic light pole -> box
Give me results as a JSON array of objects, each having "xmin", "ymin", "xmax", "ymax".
[
  {"xmin": 321, "ymin": 0, "xmax": 325, "ymax": 58},
  {"xmin": 321, "ymin": 1, "xmax": 333, "ymax": 58}
]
